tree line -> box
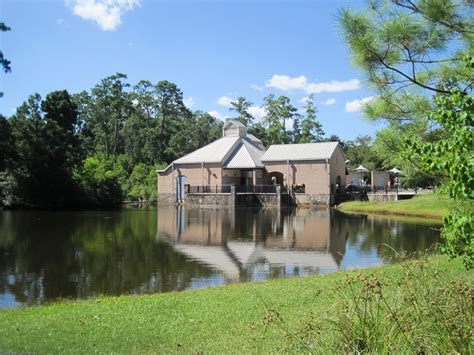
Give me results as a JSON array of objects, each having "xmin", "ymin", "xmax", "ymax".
[
  {"xmin": 0, "ymin": 70, "xmax": 458, "ymax": 209},
  {"xmin": 0, "ymin": 73, "xmax": 342, "ymax": 208}
]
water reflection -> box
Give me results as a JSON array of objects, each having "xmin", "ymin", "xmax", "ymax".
[
  {"xmin": 158, "ymin": 207, "xmax": 440, "ymax": 282},
  {"xmin": 0, "ymin": 207, "xmax": 440, "ymax": 308}
]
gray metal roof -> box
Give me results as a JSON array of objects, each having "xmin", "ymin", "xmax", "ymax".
[
  {"xmin": 261, "ymin": 142, "xmax": 340, "ymax": 162},
  {"xmin": 172, "ymin": 135, "xmax": 265, "ymax": 168},
  {"xmin": 173, "ymin": 136, "xmax": 240, "ymax": 164},
  {"xmin": 224, "ymin": 139, "xmax": 264, "ymax": 168},
  {"xmin": 224, "ymin": 119, "xmax": 245, "ymax": 128}
]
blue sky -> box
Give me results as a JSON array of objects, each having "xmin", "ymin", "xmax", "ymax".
[{"xmin": 1, "ymin": 0, "xmax": 383, "ymax": 140}]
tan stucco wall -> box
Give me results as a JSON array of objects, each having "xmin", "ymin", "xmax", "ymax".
[
  {"xmin": 329, "ymin": 147, "xmax": 347, "ymax": 194},
  {"xmin": 263, "ymin": 160, "xmax": 330, "ymax": 194},
  {"xmin": 157, "ymin": 165, "xmax": 174, "ymax": 195},
  {"xmin": 158, "ymin": 163, "xmax": 223, "ymax": 194}
]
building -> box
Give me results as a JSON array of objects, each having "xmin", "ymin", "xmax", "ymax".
[{"xmin": 157, "ymin": 120, "xmax": 347, "ymax": 206}]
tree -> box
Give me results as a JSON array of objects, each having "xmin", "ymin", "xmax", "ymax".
[
  {"xmin": 322, "ymin": 134, "xmax": 346, "ymax": 150},
  {"xmin": 155, "ymin": 80, "xmax": 192, "ymax": 163},
  {"xmin": 405, "ymin": 86, "xmax": 473, "ymax": 268},
  {"xmin": 166, "ymin": 110, "xmax": 223, "ymax": 160},
  {"xmin": 0, "ymin": 22, "xmax": 12, "ymax": 97},
  {"xmin": 0, "ymin": 114, "xmax": 16, "ymax": 205},
  {"xmin": 0, "ymin": 114, "xmax": 13, "ymax": 171},
  {"xmin": 262, "ymin": 95, "xmax": 299, "ymax": 145},
  {"xmin": 344, "ymin": 135, "xmax": 383, "ymax": 171},
  {"xmin": 123, "ymin": 81, "xmax": 160, "ymax": 166},
  {"xmin": 339, "ymin": 0, "xmax": 472, "ymax": 120},
  {"xmin": 8, "ymin": 91, "xmax": 82, "ymax": 208},
  {"xmin": 74, "ymin": 156, "xmax": 123, "ymax": 208},
  {"xmin": 229, "ymin": 97, "xmax": 254, "ymax": 126},
  {"xmin": 299, "ymin": 94, "xmax": 324, "ymax": 143},
  {"xmin": 338, "ymin": 0, "xmax": 473, "ymax": 176},
  {"xmin": 339, "ymin": 1, "xmax": 474, "ymax": 266},
  {"xmin": 87, "ymin": 73, "xmax": 131, "ymax": 161}
]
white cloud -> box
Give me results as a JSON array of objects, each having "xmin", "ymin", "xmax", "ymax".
[
  {"xmin": 217, "ymin": 96, "xmax": 233, "ymax": 107},
  {"xmin": 298, "ymin": 96, "xmax": 309, "ymax": 104},
  {"xmin": 306, "ymin": 79, "xmax": 360, "ymax": 94},
  {"xmin": 184, "ymin": 97, "xmax": 195, "ymax": 108},
  {"xmin": 321, "ymin": 98, "xmax": 336, "ymax": 105},
  {"xmin": 208, "ymin": 110, "xmax": 223, "ymax": 120},
  {"xmin": 68, "ymin": 0, "xmax": 140, "ymax": 31},
  {"xmin": 250, "ymin": 84, "xmax": 263, "ymax": 92},
  {"xmin": 248, "ymin": 106, "xmax": 266, "ymax": 120},
  {"xmin": 265, "ymin": 74, "xmax": 361, "ymax": 94},
  {"xmin": 345, "ymin": 96, "xmax": 375, "ymax": 112},
  {"xmin": 265, "ymin": 75, "xmax": 308, "ymax": 91}
]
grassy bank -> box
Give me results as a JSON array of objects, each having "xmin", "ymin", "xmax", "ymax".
[
  {"xmin": 1, "ymin": 256, "xmax": 472, "ymax": 353},
  {"xmin": 337, "ymin": 193, "xmax": 455, "ymax": 219}
]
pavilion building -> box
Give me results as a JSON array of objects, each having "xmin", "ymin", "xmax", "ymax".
[{"xmin": 157, "ymin": 120, "xmax": 347, "ymax": 206}]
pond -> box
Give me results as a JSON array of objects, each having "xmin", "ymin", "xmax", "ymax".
[{"xmin": 0, "ymin": 206, "xmax": 441, "ymax": 308}]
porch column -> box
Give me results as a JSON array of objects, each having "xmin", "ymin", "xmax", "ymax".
[
  {"xmin": 252, "ymin": 170, "xmax": 257, "ymax": 186},
  {"xmin": 276, "ymin": 185, "xmax": 281, "ymax": 207}
]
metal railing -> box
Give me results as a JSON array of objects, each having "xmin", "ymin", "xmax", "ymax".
[
  {"xmin": 236, "ymin": 185, "xmax": 277, "ymax": 193},
  {"xmin": 186, "ymin": 185, "xmax": 282, "ymax": 194},
  {"xmin": 291, "ymin": 185, "xmax": 306, "ymax": 193},
  {"xmin": 187, "ymin": 185, "xmax": 232, "ymax": 193}
]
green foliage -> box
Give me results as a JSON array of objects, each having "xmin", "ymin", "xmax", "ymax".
[
  {"xmin": 75, "ymin": 156, "xmax": 123, "ymax": 208},
  {"xmin": 5, "ymin": 92, "xmax": 82, "ymax": 208},
  {"xmin": 338, "ymin": 0, "xmax": 473, "ymax": 188},
  {"xmin": 0, "ymin": 114, "xmax": 13, "ymax": 172},
  {"xmin": 262, "ymin": 257, "xmax": 473, "ymax": 353},
  {"xmin": 340, "ymin": 1, "xmax": 474, "ymax": 266},
  {"xmin": 344, "ymin": 135, "xmax": 383, "ymax": 171},
  {"xmin": 261, "ymin": 94, "xmax": 299, "ymax": 145},
  {"xmin": 2, "ymin": 74, "xmax": 228, "ymax": 208},
  {"xmin": 373, "ymin": 127, "xmax": 439, "ymax": 187},
  {"xmin": 331, "ymin": 258, "xmax": 473, "ymax": 353},
  {"xmin": 83, "ymin": 73, "xmax": 131, "ymax": 160},
  {"xmin": 299, "ymin": 94, "xmax": 324, "ymax": 143},
  {"xmin": 126, "ymin": 163, "xmax": 164, "ymax": 202},
  {"xmin": 230, "ymin": 96, "xmax": 254, "ymax": 127},
  {"xmin": 0, "ymin": 21, "xmax": 11, "ymax": 98},
  {"xmin": 405, "ymin": 87, "xmax": 474, "ymax": 267}
]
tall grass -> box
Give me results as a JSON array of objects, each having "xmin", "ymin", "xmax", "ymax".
[{"xmin": 261, "ymin": 254, "xmax": 473, "ymax": 353}]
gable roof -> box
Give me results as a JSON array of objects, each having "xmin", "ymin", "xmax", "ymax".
[
  {"xmin": 170, "ymin": 136, "xmax": 265, "ymax": 168},
  {"xmin": 223, "ymin": 119, "xmax": 245, "ymax": 129},
  {"xmin": 173, "ymin": 136, "xmax": 240, "ymax": 164},
  {"xmin": 224, "ymin": 139, "xmax": 264, "ymax": 168},
  {"xmin": 261, "ymin": 142, "xmax": 341, "ymax": 162}
]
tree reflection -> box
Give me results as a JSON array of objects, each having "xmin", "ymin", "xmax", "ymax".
[
  {"xmin": 0, "ymin": 210, "xmax": 214, "ymax": 306},
  {"xmin": 0, "ymin": 207, "xmax": 441, "ymax": 307}
]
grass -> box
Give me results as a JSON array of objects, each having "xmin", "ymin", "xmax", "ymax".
[
  {"xmin": 0, "ymin": 255, "xmax": 472, "ymax": 353},
  {"xmin": 337, "ymin": 193, "xmax": 456, "ymax": 219}
]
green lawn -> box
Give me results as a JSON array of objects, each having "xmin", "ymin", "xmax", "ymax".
[
  {"xmin": 0, "ymin": 256, "xmax": 472, "ymax": 353},
  {"xmin": 337, "ymin": 193, "xmax": 456, "ymax": 219}
]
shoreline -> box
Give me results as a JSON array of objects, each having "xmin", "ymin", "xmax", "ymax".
[
  {"xmin": 1, "ymin": 256, "xmax": 470, "ymax": 353},
  {"xmin": 336, "ymin": 194, "xmax": 455, "ymax": 221},
  {"xmin": 335, "ymin": 206, "xmax": 444, "ymax": 221}
]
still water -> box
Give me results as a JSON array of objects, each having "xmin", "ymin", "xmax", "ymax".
[{"xmin": 0, "ymin": 207, "xmax": 440, "ymax": 308}]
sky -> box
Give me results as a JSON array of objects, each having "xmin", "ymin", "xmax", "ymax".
[{"xmin": 0, "ymin": 0, "xmax": 383, "ymax": 140}]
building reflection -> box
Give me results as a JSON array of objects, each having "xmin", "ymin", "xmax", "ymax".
[{"xmin": 157, "ymin": 207, "xmax": 348, "ymax": 281}]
